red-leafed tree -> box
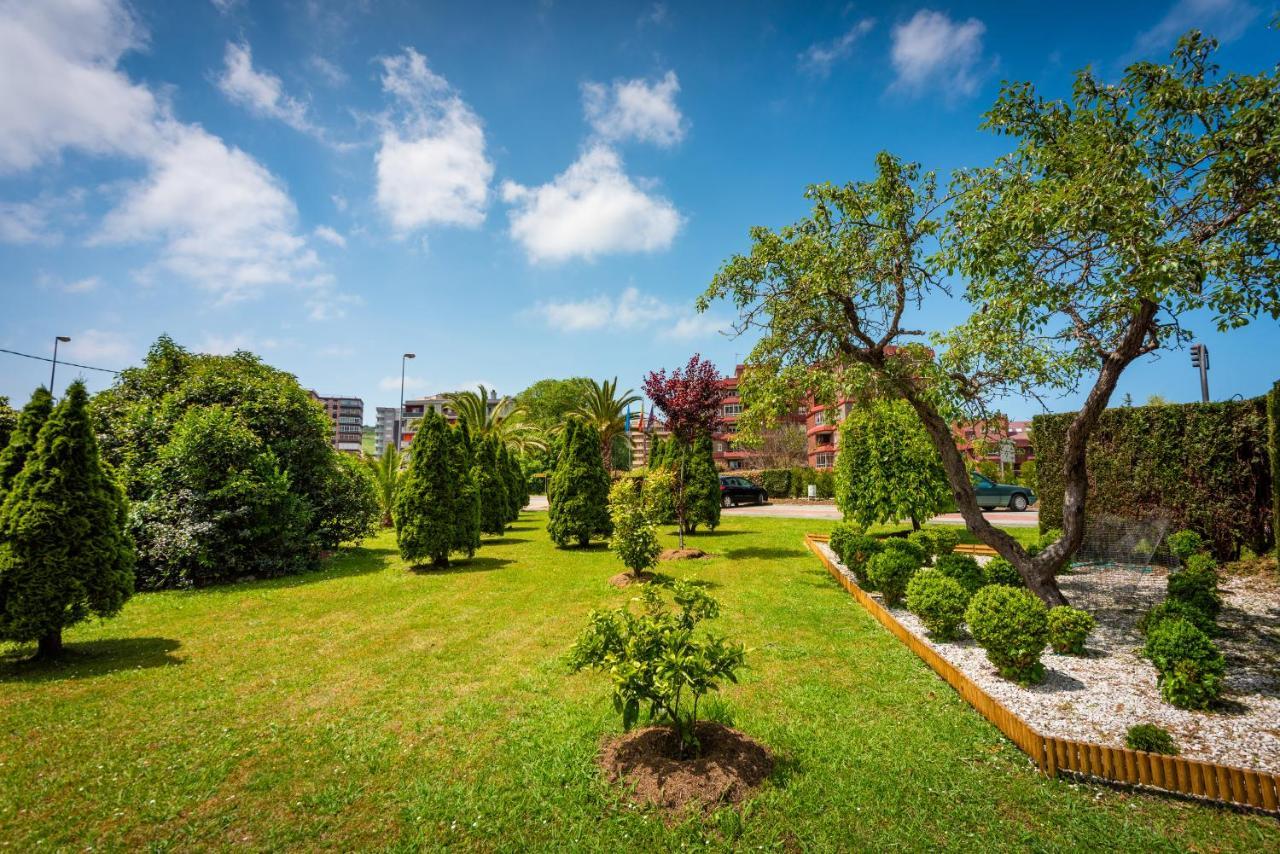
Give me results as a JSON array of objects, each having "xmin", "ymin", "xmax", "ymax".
[{"xmin": 643, "ymin": 355, "xmax": 727, "ymax": 548}]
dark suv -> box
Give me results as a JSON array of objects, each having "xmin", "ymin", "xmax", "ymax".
[{"xmin": 719, "ymin": 476, "xmax": 768, "ymax": 507}]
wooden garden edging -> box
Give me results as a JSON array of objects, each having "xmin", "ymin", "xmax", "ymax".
[{"xmin": 805, "ymin": 533, "xmax": 1280, "ymax": 813}]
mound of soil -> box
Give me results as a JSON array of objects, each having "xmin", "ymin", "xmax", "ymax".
[
  {"xmin": 599, "ymin": 722, "xmax": 773, "ymax": 813},
  {"xmin": 659, "ymin": 548, "xmax": 709, "ymax": 561},
  {"xmin": 608, "ymin": 571, "xmax": 657, "ymax": 588}
]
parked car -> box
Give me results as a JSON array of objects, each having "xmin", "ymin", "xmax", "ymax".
[
  {"xmin": 719, "ymin": 475, "xmax": 768, "ymax": 507},
  {"xmin": 972, "ymin": 471, "xmax": 1036, "ymax": 511}
]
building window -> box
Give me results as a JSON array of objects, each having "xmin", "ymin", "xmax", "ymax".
[
  {"xmin": 728, "ymin": 460, "xmax": 742, "ymax": 470},
  {"xmin": 817, "ymin": 432, "xmax": 833, "ymax": 446},
  {"xmin": 815, "ymin": 452, "xmax": 834, "ymax": 468},
  {"xmin": 723, "ymin": 403, "xmax": 742, "ymax": 416},
  {"xmin": 812, "ymin": 410, "xmax": 826, "ymax": 426}
]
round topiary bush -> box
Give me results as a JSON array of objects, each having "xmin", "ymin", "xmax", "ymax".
[
  {"xmin": 907, "ymin": 530, "xmax": 937, "ymax": 565},
  {"xmin": 830, "ymin": 528, "xmax": 883, "ymax": 587},
  {"xmin": 1143, "ymin": 617, "xmax": 1225, "ymax": 710},
  {"xmin": 905, "ymin": 569, "xmax": 968, "ymax": 641},
  {"xmin": 1138, "ymin": 598, "xmax": 1216, "ymax": 636},
  {"xmin": 867, "ymin": 550, "xmax": 920, "ymax": 606},
  {"xmin": 882, "ymin": 536, "xmax": 926, "ymax": 566},
  {"xmin": 1046, "ymin": 606, "xmax": 1095, "ymax": 655},
  {"xmin": 934, "ymin": 553, "xmax": 984, "ymax": 597},
  {"xmin": 1167, "ymin": 554, "xmax": 1221, "ymax": 621},
  {"xmin": 965, "ymin": 585, "xmax": 1049, "ymax": 685},
  {"xmin": 1125, "ymin": 723, "xmax": 1179, "ymax": 755},
  {"xmin": 1164, "ymin": 529, "xmax": 1203, "ymax": 563},
  {"xmin": 930, "ymin": 528, "xmax": 960, "ymax": 560},
  {"xmin": 982, "ymin": 556, "xmax": 1023, "ymax": 587}
]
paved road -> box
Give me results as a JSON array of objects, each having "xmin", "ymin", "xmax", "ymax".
[{"xmin": 523, "ymin": 495, "xmax": 1039, "ymax": 528}]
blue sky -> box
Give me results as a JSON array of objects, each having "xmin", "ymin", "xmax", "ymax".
[{"xmin": 1, "ymin": 0, "xmax": 1277, "ymax": 419}]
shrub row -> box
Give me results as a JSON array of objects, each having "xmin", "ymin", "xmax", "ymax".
[
  {"xmin": 828, "ymin": 525, "xmax": 1095, "ymax": 685},
  {"xmin": 725, "ymin": 467, "xmax": 835, "ymax": 499},
  {"xmin": 1032, "ymin": 398, "xmax": 1274, "ymax": 560}
]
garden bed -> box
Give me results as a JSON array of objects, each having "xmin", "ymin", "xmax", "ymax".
[{"xmin": 814, "ymin": 541, "xmax": 1280, "ymax": 776}]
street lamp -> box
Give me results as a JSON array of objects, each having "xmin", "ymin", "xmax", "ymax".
[
  {"xmin": 397, "ymin": 353, "xmax": 416, "ymax": 451},
  {"xmin": 49, "ymin": 336, "xmax": 70, "ymax": 394}
]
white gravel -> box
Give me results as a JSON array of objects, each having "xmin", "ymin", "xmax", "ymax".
[{"xmin": 817, "ymin": 542, "xmax": 1280, "ymax": 775}]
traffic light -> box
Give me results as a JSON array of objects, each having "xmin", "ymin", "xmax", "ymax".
[{"xmin": 1190, "ymin": 344, "xmax": 1202, "ymax": 369}]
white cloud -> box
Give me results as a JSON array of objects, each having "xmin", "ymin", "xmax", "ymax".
[
  {"xmin": 583, "ymin": 71, "xmax": 685, "ymax": 147},
  {"xmin": 210, "ymin": 0, "xmax": 243, "ymax": 14},
  {"xmin": 64, "ymin": 275, "xmax": 102, "ymax": 293},
  {"xmin": 1131, "ymin": 0, "xmax": 1258, "ymax": 57},
  {"xmin": 0, "ymin": 192, "xmax": 81, "ymax": 244},
  {"xmin": 374, "ymin": 48, "xmax": 493, "ymax": 233},
  {"xmin": 64, "ymin": 329, "xmax": 133, "ymax": 364},
  {"xmin": 502, "ymin": 145, "xmax": 682, "ymax": 263},
  {"xmin": 532, "ymin": 286, "xmax": 723, "ymax": 340},
  {"xmin": 0, "ymin": 0, "xmax": 334, "ymax": 311},
  {"xmin": 799, "ymin": 19, "xmax": 876, "ymax": 77},
  {"xmin": 0, "ymin": 0, "xmax": 158, "ymax": 172},
  {"xmin": 314, "ymin": 225, "xmax": 346, "ymax": 247},
  {"xmin": 94, "ymin": 121, "xmax": 320, "ymax": 302},
  {"xmin": 889, "ymin": 10, "xmax": 988, "ymax": 99},
  {"xmin": 305, "ymin": 289, "xmax": 361, "ymax": 320},
  {"xmin": 308, "ymin": 54, "xmax": 348, "ymax": 86},
  {"xmin": 216, "ymin": 41, "xmax": 313, "ymax": 133}
]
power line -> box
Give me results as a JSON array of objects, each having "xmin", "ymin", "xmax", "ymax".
[{"xmin": 0, "ymin": 347, "xmax": 122, "ymax": 375}]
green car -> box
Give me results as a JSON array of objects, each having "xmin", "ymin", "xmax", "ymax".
[{"xmin": 971, "ymin": 471, "xmax": 1036, "ymax": 511}]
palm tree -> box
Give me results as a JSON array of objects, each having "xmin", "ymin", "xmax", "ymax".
[
  {"xmin": 446, "ymin": 385, "xmax": 546, "ymax": 455},
  {"xmin": 363, "ymin": 445, "xmax": 402, "ymax": 527},
  {"xmin": 570, "ymin": 378, "xmax": 640, "ymax": 471}
]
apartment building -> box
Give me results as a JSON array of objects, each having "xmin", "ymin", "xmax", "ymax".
[
  {"xmin": 310, "ymin": 392, "xmax": 364, "ymax": 453},
  {"xmin": 375, "ymin": 389, "xmax": 502, "ymax": 454},
  {"xmin": 955, "ymin": 417, "xmax": 1035, "ymax": 476},
  {"xmin": 712, "ymin": 364, "xmax": 807, "ymax": 470}
]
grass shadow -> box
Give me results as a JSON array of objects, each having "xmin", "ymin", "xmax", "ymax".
[
  {"xmin": 483, "ymin": 537, "xmax": 531, "ymax": 546},
  {"xmin": 645, "ymin": 573, "xmax": 721, "ymax": 590},
  {"xmin": 411, "ymin": 556, "xmax": 515, "ymax": 575},
  {"xmin": 252, "ymin": 544, "xmax": 397, "ymax": 591},
  {"xmin": 0, "ymin": 637, "xmax": 183, "ymax": 683},
  {"xmin": 680, "ymin": 529, "xmax": 748, "ymax": 538},
  {"xmin": 723, "ymin": 546, "xmax": 807, "ymax": 561}
]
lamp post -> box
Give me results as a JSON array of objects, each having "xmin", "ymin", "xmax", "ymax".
[
  {"xmin": 397, "ymin": 352, "xmax": 415, "ymax": 451},
  {"xmin": 49, "ymin": 335, "xmax": 70, "ymax": 394}
]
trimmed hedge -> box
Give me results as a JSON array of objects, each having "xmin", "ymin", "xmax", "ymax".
[
  {"xmin": 1270, "ymin": 381, "xmax": 1280, "ymax": 553},
  {"xmin": 1032, "ymin": 397, "xmax": 1274, "ymax": 560}
]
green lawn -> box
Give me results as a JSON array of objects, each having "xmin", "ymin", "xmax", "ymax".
[{"xmin": 2, "ymin": 515, "xmax": 1275, "ymax": 851}]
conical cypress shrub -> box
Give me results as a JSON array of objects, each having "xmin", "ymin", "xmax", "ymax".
[
  {"xmin": 547, "ymin": 419, "xmax": 612, "ymax": 547},
  {"xmin": 685, "ymin": 434, "xmax": 722, "ymax": 533},
  {"xmin": 394, "ymin": 409, "xmax": 457, "ymax": 567},
  {"xmin": 0, "ymin": 397, "xmax": 16, "ymax": 454},
  {"xmin": 0, "ymin": 381, "xmax": 134, "ymax": 658},
  {"xmin": 0, "ymin": 386, "xmax": 54, "ymax": 497},
  {"xmin": 473, "ymin": 435, "xmax": 509, "ymax": 536},
  {"xmin": 449, "ymin": 421, "xmax": 481, "ymax": 559},
  {"xmin": 547, "ymin": 420, "xmax": 576, "ymax": 527},
  {"xmin": 499, "ymin": 444, "xmax": 523, "ymax": 523}
]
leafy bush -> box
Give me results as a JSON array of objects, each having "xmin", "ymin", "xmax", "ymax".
[
  {"xmin": 930, "ymin": 528, "xmax": 960, "ymax": 559},
  {"xmin": 1125, "ymin": 724, "xmax": 1179, "ymax": 755},
  {"xmin": 567, "ymin": 580, "xmax": 746, "ymax": 756},
  {"xmin": 1167, "ymin": 554, "xmax": 1222, "ymax": 621},
  {"xmin": 1138, "ymin": 598, "xmax": 1216, "ymax": 637},
  {"xmin": 935, "ymin": 553, "xmax": 984, "ymax": 597},
  {"xmin": 1143, "ymin": 617, "xmax": 1225, "ymax": 709},
  {"xmin": 830, "ymin": 528, "xmax": 883, "ymax": 587},
  {"xmin": 815, "ymin": 469, "xmax": 835, "ymax": 499},
  {"xmin": 965, "ymin": 586, "xmax": 1049, "ymax": 685},
  {"xmin": 607, "ymin": 471, "xmax": 670, "ymax": 579},
  {"xmin": 1032, "ymin": 399, "xmax": 1273, "ymax": 560},
  {"xmin": 1046, "ymin": 606, "xmax": 1095, "ymax": 655},
  {"xmin": 907, "ymin": 530, "xmax": 936, "ymax": 565},
  {"xmin": 882, "ymin": 536, "xmax": 926, "ymax": 565},
  {"xmin": 982, "ymin": 556, "xmax": 1024, "ymax": 587},
  {"xmin": 756, "ymin": 468, "xmax": 790, "ymax": 497},
  {"xmin": 1165, "ymin": 529, "xmax": 1203, "ymax": 563},
  {"xmin": 312, "ymin": 453, "xmax": 380, "ymax": 549},
  {"xmin": 867, "ymin": 549, "xmax": 920, "ymax": 606},
  {"xmin": 905, "ymin": 569, "xmax": 968, "ymax": 641}
]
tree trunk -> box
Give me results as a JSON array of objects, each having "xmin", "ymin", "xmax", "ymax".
[
  {"xmin": 37, "ymin": 630, "xmax": 62, "ymax": 659},
  {"xmin": 601, "ymin": 435, "xmax": 613, "ymax": 472},
  {"xmin": 910, "ymin": 512, "xmax": 921, "ymax": 531}
]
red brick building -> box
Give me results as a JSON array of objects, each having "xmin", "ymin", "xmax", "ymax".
[{"xmin": 712, "ymin": 365, "xmax": 807, "ymax": 470}]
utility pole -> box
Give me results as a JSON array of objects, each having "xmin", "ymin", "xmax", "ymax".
[
  {"xmin": 49, "ymin": 335, "xmax": 70, "ymax": 394},
  {"xmin": 1190, "ymin": 343, "xmax": 1209, "ymax": 403},
  {"xmin": 398, "ymin": 352, "xmax": 415, "ymax": 451}
]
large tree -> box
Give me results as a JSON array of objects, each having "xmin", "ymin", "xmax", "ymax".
[
  {"xmin": 0, "ymin": 381, "xmax": 134, "ymax": 658},
  {"xmin": 473, "ymin": 434, "xmax": 510, "ymax": 536},
  {"xmin": 835, "ymin": 399, "xmax": 950, "ymax": 531},
  {"xmin": 0, "ymin": 386, "xmax": 53, "ymax": 497},
  {"xmin": 547, "ymin": 419, "xmax": 612, "ymax": 547},
  {"xmin": 643, "ymin": 355, "xmax": 728, "ymax": 548},
  {"xmin": 395, "ymin": 409, "xmax": 469, "ymax": 568},
  {"xmin": 570, "ymin": 377, "xmax": 641, "ymax": 471},
  {"xmin": 447, "ymin": 385, "xmax": 544, "ymax": 455},
  {"xmin": 702, "ymin": 34, "xmax": 1280, "ymax": 605}
]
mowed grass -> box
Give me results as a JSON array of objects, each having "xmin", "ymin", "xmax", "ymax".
[{"xmin": 2, "ymin": 515, "xmax": 1276, "ymax": 851}]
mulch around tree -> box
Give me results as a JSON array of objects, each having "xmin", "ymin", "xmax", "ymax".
[
  {"xmin": 608, "ymin": 571, "xmax": 657, "ymax": 588},
  {"xmin": 659, "ymin": 548, "xmax": 710, "ymax": 561},
  {"xmin": 598, "ymin": 722, "xmax": 773, "ymax": 813}
]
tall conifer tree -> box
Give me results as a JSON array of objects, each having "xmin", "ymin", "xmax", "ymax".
[
  {"xmin": 547, "ymin": 419, "xmax": 612, "ymax": 547},
  {"xmin": 684, "ymin": 434, "xmax": 722, "ymax": 532},
  {"xmin": 473, "ymin": 435, "xmax": 509, "ymax": 536},
  {"xmin": 449, "ymin": 421, "xmax": 481, "ymax": 559},
  {"xmin": 0, "ymin": 386, "xmax": 54, "ymax": 498},
  {"xmin": 394, "ymin": 409, "xmax": 458, "ymax": 567},
  {"xmin": 0, "ymin": 381, "xmax": 134, "ymax": 658}
]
